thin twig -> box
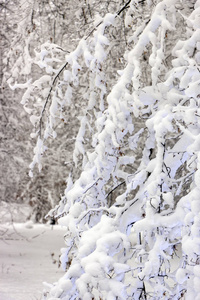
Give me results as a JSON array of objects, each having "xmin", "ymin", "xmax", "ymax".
[
  {"xmin": 106, "ymin": 181, "xmax": 126, "ymax": 199},
  {"xmin": 116, "ymin": 0, "xmax": 131, "ymax": 16},
  {"xmin": 77, "ymin": 206, "xmax": 110, "ymax": 224}
]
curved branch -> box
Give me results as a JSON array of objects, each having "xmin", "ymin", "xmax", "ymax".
[
  {"xmin": 85, "ymin": 0, "xmax": 131, "ymax": 40},
  {"xmin": 39, "ymin": 61, "xmax": 68, "ymax": 138},
  {"xmin": 38, "ymin": 0, "xmax": 131, "ymax": 137},
  {"xmin": 106, "ymin": 181, "xmax": 126, "ymax": 200}
]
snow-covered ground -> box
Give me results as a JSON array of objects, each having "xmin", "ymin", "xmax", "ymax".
[{"xmin": 0, "ymin": 222, "xmax": 66, "ymax": 300}]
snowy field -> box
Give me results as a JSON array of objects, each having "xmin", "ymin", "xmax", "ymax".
[{"xmin": 0, "ymin": 217, "xmax": 66, "ymax": 300}]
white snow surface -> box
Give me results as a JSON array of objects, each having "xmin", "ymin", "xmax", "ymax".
[{"xmin": 0, "ymin": 222, "xmax": 66, "ymax": 300}]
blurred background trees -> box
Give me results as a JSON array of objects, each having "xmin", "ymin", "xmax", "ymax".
[{"xmin": 0, "ymin": 0, "xmax": 31, "ymax": 209}]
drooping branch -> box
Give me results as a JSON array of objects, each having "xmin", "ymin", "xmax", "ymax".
[
  {"xmin": 38, "ymin": 0, "xmax": 132, "ymax": 139},
  {"xmin": 85, "ymin": 0, "xmax": 131, "ymax": 40},
  {"xmin": 39, "ymin": 61, "xmax": 68, "ymax": 138}
]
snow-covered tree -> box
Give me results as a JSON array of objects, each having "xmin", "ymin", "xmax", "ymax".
[
  {"xmin": 3, "ymin": 0, "xmax": 124, "ymax": 221},
  {"xmin": 8, "ymin": 0, "xmax": 200, "ymax": 299}
]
